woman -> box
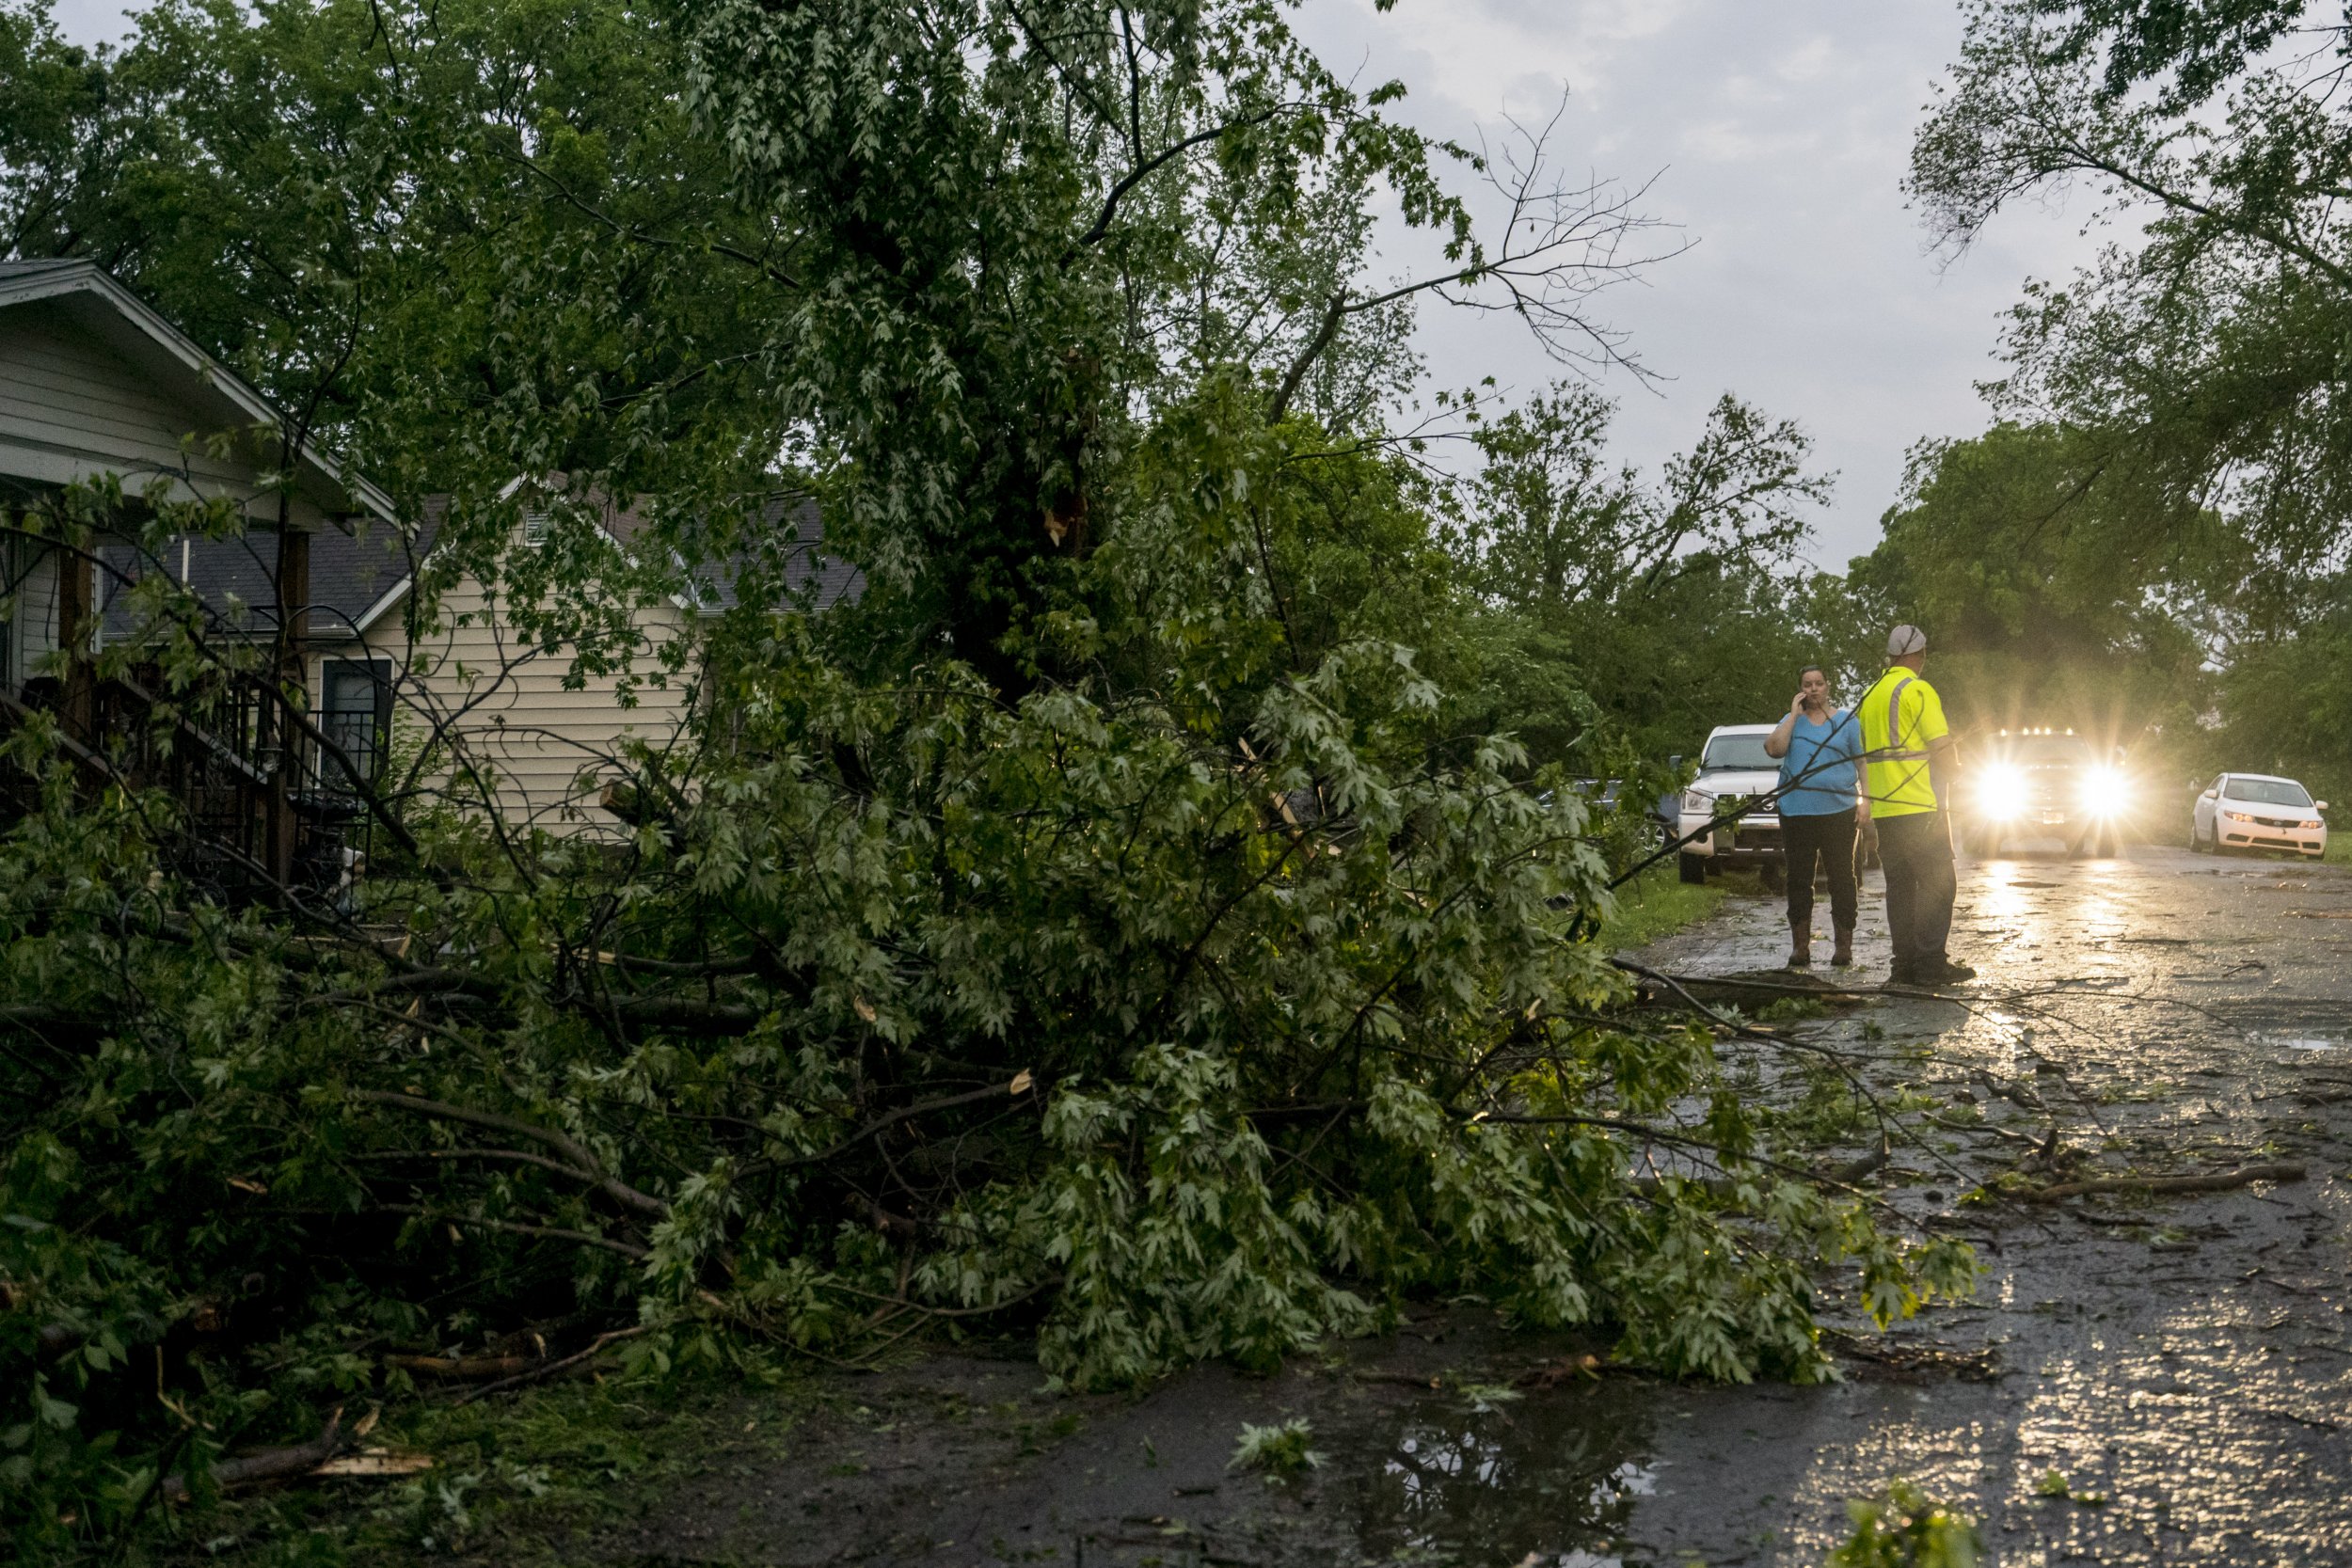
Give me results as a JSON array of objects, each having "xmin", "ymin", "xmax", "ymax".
[{"xmin": 1763, "ymin": 664, "xmax": 1867, "ymax": 969}]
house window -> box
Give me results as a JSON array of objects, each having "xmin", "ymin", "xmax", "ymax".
[{"xmin": 320, "ymin": 658, "xmax": 392, "ymax": 784}]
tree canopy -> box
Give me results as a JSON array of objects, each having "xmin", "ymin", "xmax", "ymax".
[
  {"xmin": 1910, "ymin": 1, "xmax": 2352, "ymax": 789},
  {"xmin": 0, "ymin": 1, "xmax": 1967, "ymax": 1555}
]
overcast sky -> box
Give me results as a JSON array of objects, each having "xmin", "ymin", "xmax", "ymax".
[
  {"xmin": 1289, "ymin": 0, "xmax": 2105, "ymax": 569},
  {"xmin": 50, "ymin": 0, "xmax": 2093, "ymax": 568}
]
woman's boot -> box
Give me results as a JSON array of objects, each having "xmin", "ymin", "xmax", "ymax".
[{"xmin": 1831, "ymin": 925, "xmax": 1855, "ymax": 968}]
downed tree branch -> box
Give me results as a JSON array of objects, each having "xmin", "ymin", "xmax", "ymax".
[
  {"xmin": 817, "ymin": 1275, "xmax": 1059, "ymax": 1321},
  {"xmin": 453, "ymin": 1324, "xmax": 652, "ymax": 1405},
  {"xmin": 602, "ymin": 995, "xmax": 765, "ymax": 1036},
  {"xmin": 384, "ymin": 1353, "xmax": 534, "ymax": 1380},
  {"xmin": 1610, "ymin": 959, "xmax": 1862, "ymax": 1062},
  {"xmin": 350, "ymin": 1147, "xmax": 640, "ymax": 1195},
  {"xmin": 1831, "ymin": 1138, "xmax": 1892, "ymax": 1186},
  {"xmin": 161, "ymin": 1408, "xmax": 344, "ymax": 1500},
  {"xmin": 351, "ymin": 1091, "xmax": 668, "ymax": 1217},
  {"xmin": 746, "ymin": 1074, "xmax": 1038, "ymax": 1176},
  {"xmin": 367, "ymin": 1204, "xmax": 652, "ymax": 1260},
  {"xmin": 1926, "ymin": 1111, "xmax": 2042, "ymax": 1147},
  {"xmin": 0, "ymin": 1003, "xmax": 111, "ymax": 1049},
  {"xmin": 2027, "ymin": 1164, "xmax": 2306, "ymax": 1204},
  {"xmin": 321, "ymin": 968, "xmax": 504, "ymax": 1006}
]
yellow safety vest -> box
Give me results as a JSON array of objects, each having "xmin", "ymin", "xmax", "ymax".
[{"xmin": 1857, "ymin": 665, "xmax": 1948, "ymax": 817}]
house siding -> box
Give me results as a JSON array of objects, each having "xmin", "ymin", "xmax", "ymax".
[
  {"xmin": 0, "ymin": 299, "xmax": 333, "ymax": 528},
  {"xmin": 316, "ymin": 566, "xmax": 703, "ymax": 834}
]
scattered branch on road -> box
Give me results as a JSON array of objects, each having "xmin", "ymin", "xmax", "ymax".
[{"xmin": 2026, "ymin": 1164, "xmax": 2307, "ymax": 1203}]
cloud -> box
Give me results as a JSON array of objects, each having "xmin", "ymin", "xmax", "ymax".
[{"xmin": 1295, "ymin": 0, "xmax": 2104, "ymax": 566}]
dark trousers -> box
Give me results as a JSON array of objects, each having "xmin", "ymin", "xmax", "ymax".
[
  {"xmin": 1781, "ymin": 808, "xmax": 1858, "ymax": 935},
  {"xmin": 1875, "ymin": 810, "xmax": 1956, "ymax": 968}
]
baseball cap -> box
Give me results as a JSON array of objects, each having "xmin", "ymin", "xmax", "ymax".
[{"xmin": 1886, "ymin": 624, "xmax": 1928, "ymax": 657}]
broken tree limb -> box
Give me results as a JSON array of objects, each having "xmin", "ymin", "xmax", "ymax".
[
  {"xmin": 1831, "ymin": 1138, "xmax": 1892, "ymax": 1185},
  {"xmin": 383, "ymin": 1353, "xmax": 534, "ymax": 1380},
  {"xmin": 2027, "ymin": 1164, "xmax": 2307, "ymax": 1204},
  {"xmin": 452, "ymin": 1324, "xmax": 652, "ymax": 1405},
  {"xmin": 161, "ymin": 1408, "xmax": 344, "ymax": 1500},
  {"xmin": 350, "ymin": 1090, "xmax": 667, "ymax": 1217},
  {"xmin": 365, "ymin": 1204, "xmax": 652, "ymax": 1260}
]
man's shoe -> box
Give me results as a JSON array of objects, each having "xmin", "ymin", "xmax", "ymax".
[
  {"xmin": 1885, "ymin": 961, "xmax": 1920, "ymax": 989},
  {"xmin": 1831, "ymin": 927, "xmax": 1855, "ymax": 968},
  {"xmin": 1927, "ymin": 958, "xmax": 1978, "ymax": 984},
  {"xmin": 1788, "ymin": 945, "xmax": 1813, "ymax": 971}
]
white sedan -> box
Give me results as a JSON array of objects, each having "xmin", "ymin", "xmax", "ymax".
[{"xmin": 2192, "ymin": 773, "xmax": 2329, "ymax": 859}]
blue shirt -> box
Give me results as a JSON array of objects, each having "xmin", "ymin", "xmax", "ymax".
[{"xmin": 1777, "ymin": 707, "xmax": 1862, "ymax": 816}]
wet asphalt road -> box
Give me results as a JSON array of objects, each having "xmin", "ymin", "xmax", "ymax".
[
  {"xmin": 1601, "ymin": 840, "xmax": 2352, "ymax": 1565},
  {"xmin": 607, "ymin": 842, "xmax": 2352, "ymax": 1568}
]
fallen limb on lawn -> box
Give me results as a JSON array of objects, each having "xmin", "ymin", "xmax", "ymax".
[
  {"xmin": 311, "ymin": 1447, "xmax": 435, "ymax": 1477},
  {"xmin": 384, "ymin": 1353, "xmax": 534, "ymax": 1379},
  {"xmin": 160, "ymin": 1409, "xmax": 343, "ymax": 1500},
  {"xmin": 453, "ymin": 1323, "xmax": 651, "ymax": 1405},
  {"xmin": 2027, "ymin": 1164, "xmax": 2306, "ymax": 1203}
]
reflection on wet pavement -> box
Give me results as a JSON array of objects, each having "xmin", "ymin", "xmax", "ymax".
[
  {"xmin": 1406, "ymin": 843, "xmax": 2352, "ymax": 1566},
  {"xmin": 613, "ymin": 845, "xmax": 2351, "ymax": 1568},
  {"xmin": 1336, "ymin": 1382, "xmax": 1657, "ymax": 1564}
]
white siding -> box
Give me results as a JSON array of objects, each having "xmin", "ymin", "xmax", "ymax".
[
  {"xmin": 319, "ymin": 569, "xmax": 703, "ymax": 836},
  {"xmin": 6, "ymin": 544, "xmax": 59, "ymax": 684},
  {"xmin": 0, "ymin": 300, "xmax": 331, "ymax": 528}
]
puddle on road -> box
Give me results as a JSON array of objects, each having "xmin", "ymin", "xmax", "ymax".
[{"xmin": 1335, "ymin": 1384, "xmax": 1657, "ymax": 1566}]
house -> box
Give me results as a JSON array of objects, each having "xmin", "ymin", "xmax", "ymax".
[
  {"xmin": 0, "ymin": 259, "xmax": 859, "ymax": 882},
  {"xmin": 170, "ymin": 484, "xmax": 857, "ymax": 832}
]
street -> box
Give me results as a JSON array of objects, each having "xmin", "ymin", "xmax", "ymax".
[
  {"xmin": 590, "ymin": 843, "xmax": 2352, "ymax": 1567},
  {"xmin": 1601, "ymin": 840, "xmax": 2352, "ymax": 1564}
]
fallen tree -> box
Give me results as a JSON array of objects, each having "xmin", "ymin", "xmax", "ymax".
[{"xmin": 0, "ymin": 0, "xmax": 1970, "ymax": 1557}]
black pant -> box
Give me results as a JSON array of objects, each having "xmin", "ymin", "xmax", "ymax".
[
  {"xmin": 1875, "ymin": 810, "xmax": 1956, "ymax": 969},
  {"xmin": 1781, "ymin": 808, "xmax": 1858, "ymax": 936}
]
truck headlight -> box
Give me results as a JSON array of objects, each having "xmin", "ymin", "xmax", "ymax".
[
  {"xmin": 2079, "ymin": 766, "xmax": 2132, "ymax": 816},
  {"xmin": 1682, "ymin": 789, "xmax": 1711, "ymax": 814},
  {"xmin": 1972, "ymin": 763, "xmax": 2025, "ymax": 819}
]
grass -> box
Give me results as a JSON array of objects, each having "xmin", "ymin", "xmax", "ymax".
[
  {"xmin": 1600, "ymin": 861, "xmax": 1732, "ymax": 951},
  {"xmin": 183, "ymin": 1360, "xmax": 831, "ymax": 1566}
]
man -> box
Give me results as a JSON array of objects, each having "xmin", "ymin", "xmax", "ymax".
[{"xmin": 1856, "ymin": 625, "xmax": 1975, "ymax": 987}]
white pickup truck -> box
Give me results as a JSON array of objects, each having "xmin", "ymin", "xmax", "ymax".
[{"xmin": 1676, "ymin": 724, "xmax": 1787, "ymax": 885}]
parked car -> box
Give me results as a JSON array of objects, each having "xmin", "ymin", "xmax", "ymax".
[
  {"xmin": 1960, "ymin": 727, "xmax": 2134, "ymax": 858},
  {"xmin": 2191, "ymin": 773, "xmax": 2328, "ymax": 859},
  {"xmin": 1677, "ymin": 725, "xmax": 1787, "ymax": 886}
]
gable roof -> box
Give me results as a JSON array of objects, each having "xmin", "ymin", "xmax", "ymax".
[
  {"xmin": 98, "ymin": 504, "xmax": 445, "ymax": 646},
  {"xmin": 0, "ymin": 259, "xmax": 395, "ymax": 523},
  {"xmin": 99, "ymin": 492, "xmax": 860, "ymax": 646},
  {"xmin": 631, "ymin": 493, "xmax": 866, "ymax": 616}
]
